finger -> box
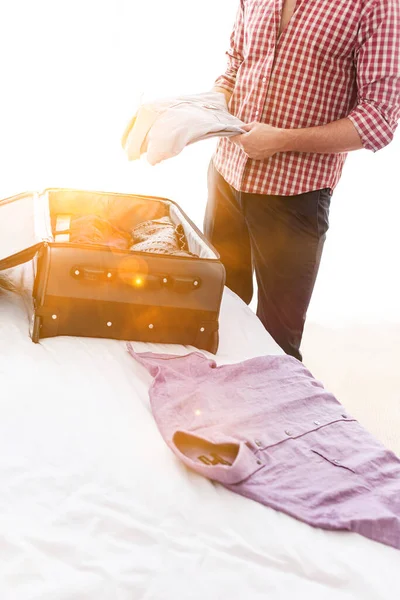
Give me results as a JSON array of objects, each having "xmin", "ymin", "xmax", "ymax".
[
  {"xmin": 230, "ymin": 134, "xmax": 244, "ymax": 146},
  {"xmin": 240, "ymin": 123, "xmax": 254, "ymax": 132},
  {"xmin": 243, "ymin": 121, "xmax": 260, "ymax": 131}
]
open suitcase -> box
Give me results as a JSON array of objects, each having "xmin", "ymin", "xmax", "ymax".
[{"xmin": 0, "ymin": 188, "xmax": 225, "ymax": 353}]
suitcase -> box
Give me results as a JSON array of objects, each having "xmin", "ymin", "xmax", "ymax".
[{"xmin": 0, "ymin": 188, "xmax": 225, "ymax": 353}]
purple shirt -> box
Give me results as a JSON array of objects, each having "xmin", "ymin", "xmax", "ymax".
[{"xmin": 128, "ymin": 346, "xmax": 400, "ymax": 551}]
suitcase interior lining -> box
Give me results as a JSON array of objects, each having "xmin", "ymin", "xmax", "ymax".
[{"xmin": 167, "ymin": 203, "xmax": 216, "ymax": 260}]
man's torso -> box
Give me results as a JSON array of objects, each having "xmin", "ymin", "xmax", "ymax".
[
  {"xmin": 214, "ymin": 0, "xmax": 369, "ymax": 195},
  {"xmin": 279, "ymin": 0, "xmax": 298, "ymax": 36}
]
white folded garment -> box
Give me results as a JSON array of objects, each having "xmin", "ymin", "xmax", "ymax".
[{"xmin": 121, "ymin": 91, "xmax": 245, "ymax": 165}]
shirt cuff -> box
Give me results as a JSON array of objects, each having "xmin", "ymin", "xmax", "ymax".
[
  {"xmin": 172, "ymin": 430, "xmax": 265, "ymax": 485},
  {"xmin": 347, "ymin": 102, "xmax": 396, "ymax": 152}
]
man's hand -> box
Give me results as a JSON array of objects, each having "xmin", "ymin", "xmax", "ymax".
[
  {"xmin": 212, "ymin": 86, "xmax": 233, "ymax": 107},
  {"xmin": 231, "ymin": 122, "xmax": 288, "ymax": 160}
]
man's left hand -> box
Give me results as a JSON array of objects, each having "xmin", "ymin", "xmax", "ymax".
[{"xmin": 231, "ymin": 122, "xmax": 288, "ymax": 160}]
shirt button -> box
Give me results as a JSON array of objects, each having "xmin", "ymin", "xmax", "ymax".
[
  {"xmin": 255, "ymin": 110, "xmax": 259, "ymax": 116},
  {"xmin": 314, "ymin": 421, "xmax": 321, "ymax": 426},
  {"xmin": 342, "ymin": 414, "xmax": 348, "ymax": 419},
  {"xmin": 257, "ymin": 460, "xmax": 262, "ymax": 465},
  {"xmin": 285, "ymin": 430, "xmax": 292, "ymax": 436},
  {"xmin": 262, "ymin": 77, "xmax": 267, "ymax": 83},
  {"xmin": 333, "ymin": 459, "xmax": 340, "ymax": 465},
  {"xmin": 255, "ymin": 440, "xmax": 263, "ymax": 447}
]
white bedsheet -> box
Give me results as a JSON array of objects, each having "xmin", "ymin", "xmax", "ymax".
[{"xmin": 0, "ymin": 283, "xmax": 399, "ymax": 599}]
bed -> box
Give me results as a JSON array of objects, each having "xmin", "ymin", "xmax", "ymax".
[{"xmin": 0, "ymin": 271, "xmax": 399, "ymax": 599}]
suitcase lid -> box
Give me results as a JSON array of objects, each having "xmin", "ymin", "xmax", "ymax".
[{"xmin": 0, "ymin": 191, "xmax": 52, "ymax": 270}]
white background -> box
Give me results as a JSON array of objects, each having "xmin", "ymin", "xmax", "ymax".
[{"xmin": 0, "ymin": 0, "xmax": 399, "ymax": 325}]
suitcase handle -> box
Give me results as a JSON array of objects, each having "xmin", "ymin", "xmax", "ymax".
[
  {"xmin": 71, "ymin": 266, "xmax": 110, "ymax": 282},
  {"xmin": 71, "ymin": 266, "xmax": 201, "ymax": 291},
  {"xmin": 71, "ymin": 266, "xmax": 154, "ymax": 287},
  {"xmin": 173, "ymin": 276, "xmax": 201, "ymax": 293}
]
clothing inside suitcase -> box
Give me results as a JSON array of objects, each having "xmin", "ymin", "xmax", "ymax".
[
  {"xmin": 0, "ymin": 189, "xmax": 225, "ymax": 352},
  {"xmin": 48, "ymin": 189, "xmax": 216, "ymax": 259}
]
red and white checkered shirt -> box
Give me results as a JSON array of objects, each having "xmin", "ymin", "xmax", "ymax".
[{"xmin": 214, "ymin": 0, "xmax": 400, "ymax": 196}]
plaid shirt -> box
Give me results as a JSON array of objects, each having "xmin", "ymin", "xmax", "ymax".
[{"xmin": 213, "ymin": 0, "xmax": 400, "ymax": 196}]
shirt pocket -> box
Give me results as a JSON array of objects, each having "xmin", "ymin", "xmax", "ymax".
[
  {"xmin": 311, "ymin": 448, "xmax": 356, "ymax": 474},
  {"xmin": 308, "ymin": 419, "xmax": 394, "ymax": 478}
]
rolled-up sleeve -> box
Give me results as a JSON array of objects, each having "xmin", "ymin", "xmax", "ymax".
[
  {"xmin": 214, "ymin": 1, "xmax": 245, "ymax": 93},
  {"xmin": 347, "ymin": 0, "xmax": 400, "ymax": 152}
]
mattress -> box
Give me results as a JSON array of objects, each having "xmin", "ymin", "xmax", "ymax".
[{"xmin": 0, "ymin": 275, "xmax": 399, "ymax": 600}]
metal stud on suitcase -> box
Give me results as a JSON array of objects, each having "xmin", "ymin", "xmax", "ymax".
[{"xmin": 0, "ymin": 189, "xmax": 225, "ymax": 353}]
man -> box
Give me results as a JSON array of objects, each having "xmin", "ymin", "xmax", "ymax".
[{"xmin": 205, "ymin": 0, "xmax": 400, "ymax": 360}]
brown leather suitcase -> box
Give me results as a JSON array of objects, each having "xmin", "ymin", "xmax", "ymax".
[{"xmin": 0, "ymin": 188, "xmax": 225, "ymax": 353}]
